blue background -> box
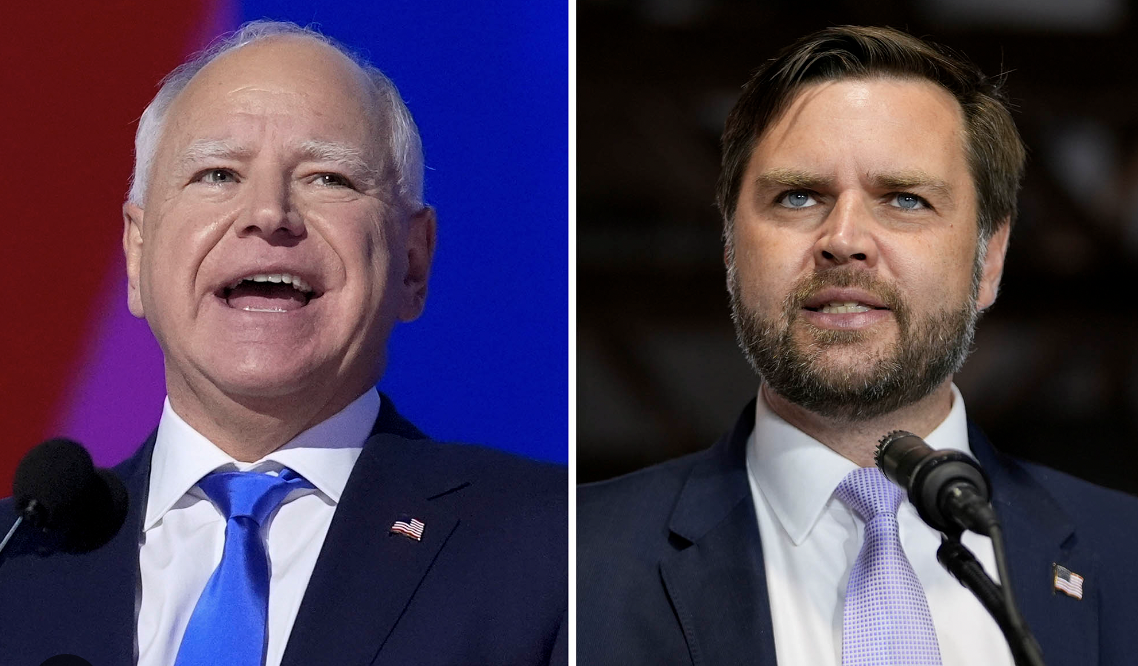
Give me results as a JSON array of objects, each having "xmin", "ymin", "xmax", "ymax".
[{"xmin": 239, "ymin": 2, "xmax": 568, "ymax": 462}]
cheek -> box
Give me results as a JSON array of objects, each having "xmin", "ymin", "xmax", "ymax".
[
  {"xmin": 733, "ymin": 226, "xmax": 806, "ymax": 307},
  {"xmin": 141, "ymin": 209, "xmax": 229, "ymax": 309},
  {"xmin": 887, "ymin": 234, "xmax": 975, "ymax": 305},
  {"xmin": 932, "ymin": 232, "xmax": 979, "ymax": 291},
  {"xmin": 359, "ymin": 218, "xmax": 396, "ymax": 277},
  {"xmin": 331, "ymin": 213, "xmax": 401, "ymax": 299}
]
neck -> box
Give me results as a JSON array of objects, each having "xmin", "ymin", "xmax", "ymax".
[
  {"xmin": 761, "ymin": 380, "xmax": 955, "ymax": 468},
  {"xmin": 166, "ymin": 376, "xmax": 372, "ymax": 462}
]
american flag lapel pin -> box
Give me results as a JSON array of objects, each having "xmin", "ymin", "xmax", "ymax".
[
  {"xmin": 390, "ymin": 515, "xmax": 426, "ymax": 541},
  {"xmin": 1052, "ymin": 563, "xmax": 1084, "ymax": 600}
]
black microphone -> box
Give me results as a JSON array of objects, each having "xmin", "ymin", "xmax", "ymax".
[
  {"xmin": 877, "ymin": 431, "xmax": 1047, "ymax": 665},
  {"xmin": 5, "ymin": 438, "xmax": 128, "ymax": 554},
  {"xmin": 875, "ymin": 430, "xmax": 998, "ymax": 536}
]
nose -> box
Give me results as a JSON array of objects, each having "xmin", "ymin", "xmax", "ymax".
[
  {"xmin": 813, "ymin": 193, "xmax": 878, "ymax": 268},
  {"xmin": 237, "ymin": 172, "xmax": 305, "ymax": 241}
]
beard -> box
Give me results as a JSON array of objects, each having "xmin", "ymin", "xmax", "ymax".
[{"xmin": 729, "ymin": 261, "xmax": 983, "ymax": 421}]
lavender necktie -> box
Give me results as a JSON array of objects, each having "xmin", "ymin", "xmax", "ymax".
[{"xmin": 836, "ymin": 467, "xmax": 942, "ymax": 666}]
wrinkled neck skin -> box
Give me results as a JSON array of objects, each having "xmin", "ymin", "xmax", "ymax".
[
  {"xmin": 761, "ymin": 380, "xmax": 955, "ymax": 468},
  {"xmin": 165, "ymin": 368, "xmax": 377, "ymax": 462}
]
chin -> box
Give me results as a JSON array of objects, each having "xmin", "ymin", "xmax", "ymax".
[{"xmin": 201, "ymin": 349, "xmax": 332, "ymax": 402}]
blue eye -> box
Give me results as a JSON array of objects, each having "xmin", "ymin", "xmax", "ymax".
[
  {"xmin": 197, "ymin": 169, "xmax": 237, "ymax": 184},
  {"xmin": 779, "ymin": 191, "xmax": 817, "ymax": 208},
  {"xmin": 892, "ymin": 193, "xmax": 925, "ymax": 210}
]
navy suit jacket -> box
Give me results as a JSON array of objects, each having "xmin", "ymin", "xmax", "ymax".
[
  {"xmin": 578, "ymin": 399, "xmax": 1138, "ymax": 665},
  {"xmin": 0, "ymin": 396, "xmax": 567, "ymax": 666}
]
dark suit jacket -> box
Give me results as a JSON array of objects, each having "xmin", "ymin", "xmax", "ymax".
[
  {"xmin": 578, "ymin": 399, "xmax": 1138, "ymax": 665},
  {"xmin": 0, "ymin": 396, "xmax": 567, "ymax": 666}
]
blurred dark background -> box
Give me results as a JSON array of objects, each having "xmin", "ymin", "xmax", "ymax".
[{"xmin": 577, "ymin": 0, "xmax": 1138, "ymax": 495}]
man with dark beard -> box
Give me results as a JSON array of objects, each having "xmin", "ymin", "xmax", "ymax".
[{"xmin": 578, "ymin": 26, "xmax": 1138, "ymax": 666}]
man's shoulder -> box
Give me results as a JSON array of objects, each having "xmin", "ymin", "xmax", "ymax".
[
  {"xmin": 981, "ymin": 431, "xmax": 1138, "ymax": 607},
  {"xmin": 579, "ymin": 448, "xmax": 708, "ymax": 516},
  {"xmin": 578, "ymin": 444, "xmax": 719, "ymax": 562},
  {"xmin": 972, "ymin": 423, "xmax": 1138, "ymax": 526},
  {"xmin": 368, "ymin": 435, "xmax": 567, "ymax": 535},
  {"xmin": 1013, "ymin": 456, "xmax": 1138, "ymax": 536},
  {"xmin": 368, "ymin": 394, "xmax": 567, "ymax": 513},
  {"xmin": 1022, "ymin": 457, "xmax": 1138, "ymax": 503},
  {"xmin": 403, "ymin": 436, "xmax": 565, "ymax": 500}
]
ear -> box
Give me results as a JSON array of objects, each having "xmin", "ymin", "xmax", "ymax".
[
  {"xmin": 123, "ymin": 203, "xmax": 146, "ymax": 318},
  {"xmin": 397, "ymin": 205, "xmax": 437, "ymax": 322},
  {"xmin": 976, "ymin": 220, "xmax": 1011, "ymax": 311}
]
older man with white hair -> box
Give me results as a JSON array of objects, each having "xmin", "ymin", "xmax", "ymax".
[{"xmin": 0, "ymin": 21, "xmax": 566, "ymax": 666}]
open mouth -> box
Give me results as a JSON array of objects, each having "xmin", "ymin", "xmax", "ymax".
[
  {"xmin": 217, "ymin": 273, "xmax": 322, "ymax": 313},
  {"xmin": 803, "ymin": 301, "xmax": 890, "ymax": 315}
]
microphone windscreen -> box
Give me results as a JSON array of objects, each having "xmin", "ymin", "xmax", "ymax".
[
  {"xmin": 12, "ymin": 438, "xmax": 97, "ymax": 529},
  {"xmin": 10, "ymin": 438, "xmax": 130, "ymax": 552}
]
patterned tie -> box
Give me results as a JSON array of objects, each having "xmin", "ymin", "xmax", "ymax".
[
  {"xmin": 836, "ymin": 467, "xmax": 942, "ymax": 666},
  {"xmin": 175, "ymin": 469, "xmax": 313, "ymax": 666}
]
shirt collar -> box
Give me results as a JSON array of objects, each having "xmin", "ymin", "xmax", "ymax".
[
  {"xmin": 746, "ymin": 383, "xmax": 969, "ymax": 546},
  {"xmin": 144, "ymin": 389, "xmax": 380, "ymax": 531}
]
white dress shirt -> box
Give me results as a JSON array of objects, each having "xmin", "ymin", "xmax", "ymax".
[
  {"xmin": 136, "ymin": 389, "xmax": 379, "ymax": 666},
  {"xmin": 746, "ymin": 384, "xmax": 1015, "ymax": 666}
]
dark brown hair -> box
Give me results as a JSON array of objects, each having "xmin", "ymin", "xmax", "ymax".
[{"xmin": 716, "ymin": 25, "xmax": 1025, "ymax": 242}]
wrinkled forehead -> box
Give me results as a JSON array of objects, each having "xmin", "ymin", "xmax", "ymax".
[{"xmin": 159, "ymin": 36, "xmax": 389, "ymax": 165}]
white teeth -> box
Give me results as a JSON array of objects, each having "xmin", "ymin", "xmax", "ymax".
[
  {"xmin": 227, "ymin": 273, "xmax": 314, "ymax": 294},
  {"xmin": 820, "ymin": 301, "xmax": 872, "ymax": 314}
]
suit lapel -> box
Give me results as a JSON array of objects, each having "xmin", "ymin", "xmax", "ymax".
[
  {"xmin": 659, "ymin": 400, "xmax": 778, "ymax": 666},
  {"xmin": 651, "ymin": 407, "xmax": 1099, "ymax": 665},
  {"xmin": 968, "ymin": 424, "xmax": 1097, "ymax": 665},
  {"xmin": 282, "ymin": 398, "xmax": 467, "ymax": 666}
]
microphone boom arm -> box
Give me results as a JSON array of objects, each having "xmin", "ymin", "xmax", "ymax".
[{"xmin": 877, "ymin": 430, "xmax": 1046, "ymax": 666}]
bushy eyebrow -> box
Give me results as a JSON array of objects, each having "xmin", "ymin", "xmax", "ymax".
[
  {"xmin": 178, "ymin": 139, "xmax": 254, "ymax": 169},
  {"xmin": 753, "ymin": 168, "xmax": 831, "ymax": 192},
  {"xmin": 870, "ymin": 170, "xmax": 955, "ymax": 204},
  {"xmin": 175, "ymin": 138, "xmax": 380, "ymax": 187},
  {"xmin": 753, "ymin": 168, "xmax": 955, "ymax": 203},
  {"xmin": 296, "ymin": 140, "xmax": 376, "ymax": 178}
]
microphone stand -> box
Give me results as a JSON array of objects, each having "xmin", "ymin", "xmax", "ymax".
[
  {"xmin": 0, "ymin": 499, "xmax": 35, "ymax": 559},
  {"xmin": 877, "ymin": 432, "xmax": 1046, "ymax": 666},
  {"xmin": 0, "ymin": 516, "xmax": 22, "ymax": 554},
  {"xmin": 936, "ymin": 527, "xmax": 1045, "ymax": 666}
]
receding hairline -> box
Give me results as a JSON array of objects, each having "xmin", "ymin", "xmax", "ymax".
[
  {"xmin": 162, "ymin": 33, "xmax": 382, "ymax": 132},
  {"xmin": 142, "ymin": 34, "xmax": 390, "ymax": 203},
  {"xmin": 129, "ymin": 20, "xmax": 426, "ymax": 210}
]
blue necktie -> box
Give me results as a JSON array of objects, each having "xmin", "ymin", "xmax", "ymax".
[{"xmin": 175, "ymin": 468, "xmax": 313, "ymax": 666}]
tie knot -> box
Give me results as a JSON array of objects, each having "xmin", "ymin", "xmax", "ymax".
[
  {"xmin": 835, "ymin": 467, "xmax": 904, "ymax": 522},
  {"xmin": 196, "ymin": 468, "xmax": 312, "ymax": 526}
]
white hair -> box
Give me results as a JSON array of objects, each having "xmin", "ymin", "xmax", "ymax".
[{"xmin": 127, "ymin": 20, "xmax": 424, "ymax": 210}]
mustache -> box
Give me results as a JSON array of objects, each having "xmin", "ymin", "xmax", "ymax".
[{"xmin": 784, "ymin": 268, "xmax": 906, "ymax": 318}]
